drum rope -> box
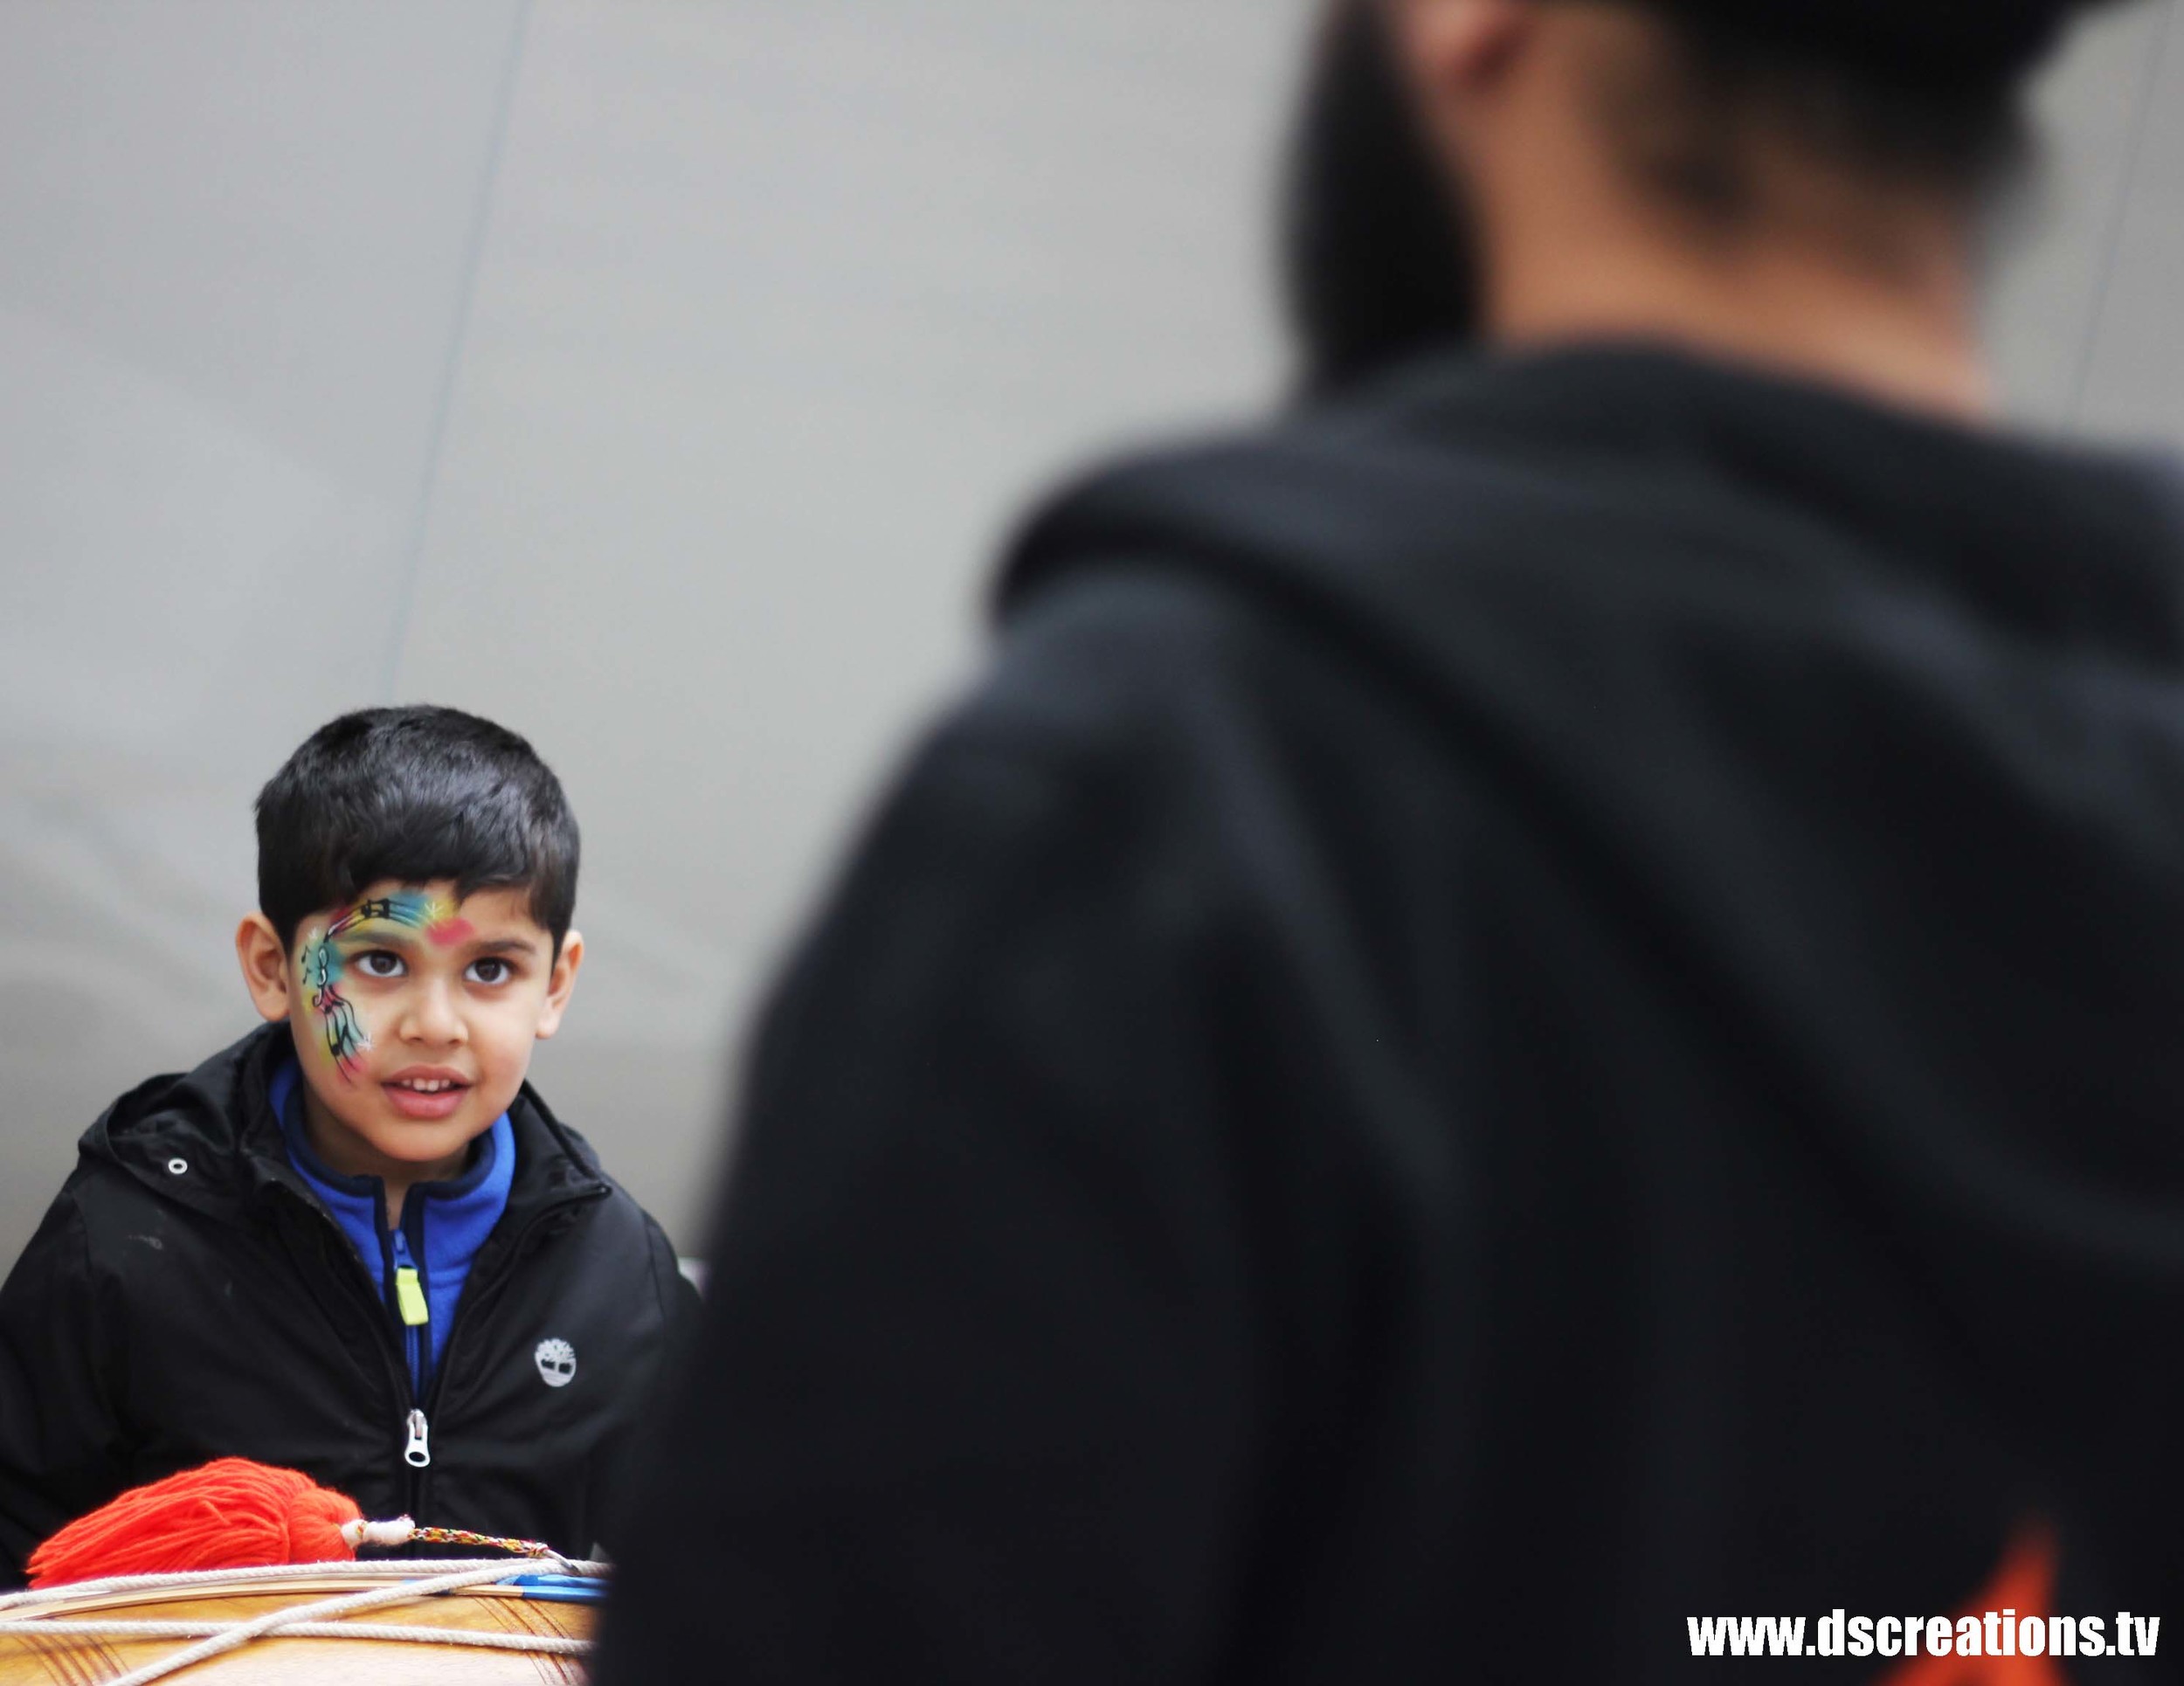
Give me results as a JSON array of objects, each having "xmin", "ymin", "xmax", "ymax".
[
  {"xmin": 0, "ymin": 1619, "xmax": 588, "ymax": 1654},
  {"xmin": 0, "ymin": 1558, "xmax": 606, "ymax": 1684}
]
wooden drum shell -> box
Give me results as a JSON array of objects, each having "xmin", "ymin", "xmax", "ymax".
[{"xmin": 0, "ymin": 1574, "xmax": 596, "ymax": 1683}]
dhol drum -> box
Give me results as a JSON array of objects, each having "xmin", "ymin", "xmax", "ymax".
[{"xmin": 0, "ymin": 1557, "xmax": 604, "ymax": 1684}]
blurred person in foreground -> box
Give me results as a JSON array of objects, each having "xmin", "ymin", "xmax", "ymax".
[{"xmin": 598, "ymin": 0, "xmax": 2182, "ymax": 1679}]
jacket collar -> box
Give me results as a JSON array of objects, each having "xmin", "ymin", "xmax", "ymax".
[{"xmin": 81, "ymin": 1022, "xmax": 610, "ymax": 1228}]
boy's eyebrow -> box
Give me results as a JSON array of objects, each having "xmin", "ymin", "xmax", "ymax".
[{"xmin": 333, "ymin": 926, "xmax": 541, "ymax": 957}]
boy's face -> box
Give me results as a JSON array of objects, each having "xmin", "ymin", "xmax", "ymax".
[{"xmin": 250, "ymin": 879, "xmax": 581, "ymax": 1176}]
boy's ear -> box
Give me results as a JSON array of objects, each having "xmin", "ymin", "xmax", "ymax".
[
  {"xmin": 536, "ymin": 930, "xmax": 584, "ymax": 1041},
  {"xmin": 236, "ymin": 913, "xmax": 294, "ymax": 1024}
]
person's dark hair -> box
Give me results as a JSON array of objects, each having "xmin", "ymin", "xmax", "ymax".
[
  {"xmin": 255, "ymin": 705, "xmax": 580, "ymax": 953},
  {"xmin": 1587, "ymin": 0, "xmax": 2126, "ymax": 225},
  {"xmin": 1283, "ymin": 1, "xmax": 1480, "ymax": 399},
  {"xmin": 1282, "ymin": 0, "xmax": 2125, "ymax": 397},
  {"xmin": 1644, "ymin": 0, "xmax": 2120, "ymax": 101}
]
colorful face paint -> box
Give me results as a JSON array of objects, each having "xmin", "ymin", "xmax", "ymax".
[{"xmin": 299, "ymin": 891, "xmax": 473, "ymax": 1081}]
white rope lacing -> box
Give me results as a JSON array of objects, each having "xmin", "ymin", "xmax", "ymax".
[
  {"xmin": 0, "ymin": 1618, "xmax": 587, "ymax": 1653},
  {"xmin": 0, "ymin": 1557, "xmax": 611, "ymax": 1612},
  {"xmin": 0, "ymin": 1557, "xmax": 608, "ymax": 1686}
]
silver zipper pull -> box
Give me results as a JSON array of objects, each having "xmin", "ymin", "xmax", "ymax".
[{"xmin": 404, "ymin": 1407, "xmax": 432, "ymax": 1468}]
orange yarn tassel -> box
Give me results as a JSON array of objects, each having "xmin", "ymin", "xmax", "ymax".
[{"xmin": 27, "ymin": 1458, "xmax": 364, "ymax": 1587}]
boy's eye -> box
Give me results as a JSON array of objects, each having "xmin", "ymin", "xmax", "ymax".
[
  {"xmin": 356, "ymin": 950, "xmax": 406, "ymax": 980},
  {"xmin": 467, "ymin": 957, "xmax": 513, "ymax": 986}
]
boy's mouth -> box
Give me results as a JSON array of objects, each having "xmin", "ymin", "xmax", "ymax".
[{"xmin": 383, "ymin": 1069, "xmax": 473, "ymax": 1121}]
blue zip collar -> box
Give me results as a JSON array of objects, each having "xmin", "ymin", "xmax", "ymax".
[{"xmin": 268, "ymin": 1058, "xmax": 515, "ymax": 1395}]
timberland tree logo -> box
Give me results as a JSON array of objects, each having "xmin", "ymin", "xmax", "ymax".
[{"xmin": 534, "ymin": 1337, "xmax": 577, "ymax": 1388}]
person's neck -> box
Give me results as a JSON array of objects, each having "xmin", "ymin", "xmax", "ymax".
[
  {"xmin": 1483, "ymin": 202, "xmax": 1995, "ymax": 424},
  {"xmin": 299, "ymin": 1089, "xmax": 466, "ymax": 1230}
]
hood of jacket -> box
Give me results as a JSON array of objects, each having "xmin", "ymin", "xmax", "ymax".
[
  {"xmin": 1002, "ymin": 342, "xmax": 2184, "ymax": 666},
  {"xmin": 995, "ymin": 340, "xmax": 2184, "ymax": 1448}
]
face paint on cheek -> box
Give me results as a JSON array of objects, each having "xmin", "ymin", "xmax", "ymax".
[
  {"xmin": 304, "ymin": 891, "xmax": 473, "ymax": 1081},
  {"xmin": 301, "ymin": 926, "xmax": 371, "ymax": 1083}
]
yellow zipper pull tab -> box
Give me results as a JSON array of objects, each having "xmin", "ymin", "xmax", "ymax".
[{"xmin": 394, "ymin": 1265, "xmax": 429, "ymax": 1328}]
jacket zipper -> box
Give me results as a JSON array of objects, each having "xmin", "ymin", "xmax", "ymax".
[
  {"xmin": 278, "ymin": 1177, "xmax": 609, "ymax": 1515},
  {"xmin": 274, "ymin": 1186, "xmax": 429, "ymax": 1515}
]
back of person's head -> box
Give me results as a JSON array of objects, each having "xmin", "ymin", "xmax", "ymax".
[
  {"xmin": 1287, "ymin": 0, "xmax": 2128, "ymax": 394},
  {"xmin": 1572, "ymin": 0, "xmax": 2113, "ymax": 222},
  {"xmin": 255, "ymin": 705, "xmax": 579, "ymax": 954}
]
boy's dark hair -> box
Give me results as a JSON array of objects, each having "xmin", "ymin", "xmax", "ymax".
[{"xmin": 256, "ymin": 706, "xmax": 580, "ymax": 952}]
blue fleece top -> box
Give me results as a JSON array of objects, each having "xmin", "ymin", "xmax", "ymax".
[{"xmin": 268, "ymin": 1059, "xmax": 515, "ymax": 1397}]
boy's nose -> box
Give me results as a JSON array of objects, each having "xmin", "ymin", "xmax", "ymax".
[{"xmin": 399, "ymin": 981, "xmax": 467, "ymax": 1046}]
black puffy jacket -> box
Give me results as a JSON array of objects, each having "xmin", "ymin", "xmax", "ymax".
[{"xmin": 0, "ymin": 1022, "xmax": 694, "ymax": 1583}]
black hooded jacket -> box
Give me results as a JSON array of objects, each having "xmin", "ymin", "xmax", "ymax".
[
  {"xmin": 598, "ymin": 347, "xmax": 2184, "ymax": 1683},
  {"xmin": 0, "ymin": 1021, "xmax": 693, "ymax": 1582}
]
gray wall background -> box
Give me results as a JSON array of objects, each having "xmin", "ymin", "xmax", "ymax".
[{"xmin": 3, "ymin": 0, "xmax": 2180, "ymax": 1267}]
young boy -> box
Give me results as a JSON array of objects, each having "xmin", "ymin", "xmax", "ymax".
[{"xmin": 0, "ymin": 706, "xmax": 694, "ymax": 1583}]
